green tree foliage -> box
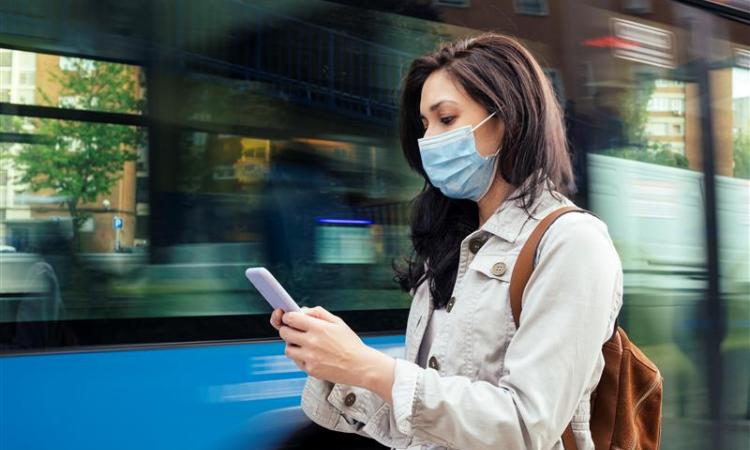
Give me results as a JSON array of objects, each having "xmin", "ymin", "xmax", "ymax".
[
  {"xmin": 733, "ymin": 132, "xmax": 750, "ymax": 179},
  {"xmin": 621, "ymin": 77, "xmax": 656, "ymax": 146},
  {"xmin": 9, "ymin": 59, "xmax": 144, "ymax": 247},
  {"xmin": 601, "ymin": 142, "xmax": 689, "ymax": 169},
  {"xmin": 608, "ymin": 77, "xmax": 692, "ymax": 170}
]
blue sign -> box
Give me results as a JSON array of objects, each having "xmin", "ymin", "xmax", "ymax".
[{"xmin": 113, "ymin": 216, "xmax": 124, "ymax": 230}]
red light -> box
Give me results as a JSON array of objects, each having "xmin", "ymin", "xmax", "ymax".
[{"xmin": 583, "ymin": 36, "xmax": 639, "ymax": 49}]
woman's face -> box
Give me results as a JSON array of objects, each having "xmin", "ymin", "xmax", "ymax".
[{"xmin": 419, "ymin": 69, "xmax": 505, "ymax": 157}]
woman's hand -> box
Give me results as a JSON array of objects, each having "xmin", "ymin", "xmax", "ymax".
[
  {"xmin": 270, "ymin": 306, "xmax": 395, "ymax": 402},
  {"xmin": 278, "ymin": 306, "xmax": 368, "ymax": 385}
]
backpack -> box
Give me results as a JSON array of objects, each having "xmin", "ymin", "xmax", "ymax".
[{"xmin": 509, "ymin": 206, "xmax": 663, "ymax": 450}]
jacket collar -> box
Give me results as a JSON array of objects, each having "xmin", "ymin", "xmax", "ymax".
[{"xmin": 479, "ymin": 173, "xmax": 557, "ymax": 243}]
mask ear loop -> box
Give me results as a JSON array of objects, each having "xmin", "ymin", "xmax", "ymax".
[
  {"xmin": 470, "ymin": 110, "xmax": 497, "ymax": 132},
  {"xmin": 474, "ymin": 110, "xmax": 503, "ymax": 159},
  {"xmin": 489, "ymin": 142, "xmax": 502, "ymax": 157},
  {"xmin": 477, "ymin": 147, "xmax": 502, "ymax": 201}
]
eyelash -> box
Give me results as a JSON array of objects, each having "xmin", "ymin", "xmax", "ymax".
[{"xmin": 421, "ymin": 115, "xmax": 455, "ymax": 128}]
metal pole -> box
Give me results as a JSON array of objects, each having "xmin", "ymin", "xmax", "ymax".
[{"xmin": 687, "ymin": 11, "xmax": 725, "ymax": 449}]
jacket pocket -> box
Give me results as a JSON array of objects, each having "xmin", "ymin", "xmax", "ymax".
[
  {"xmin": 467, "ymin": 253, "xmax": 515, "ymax": 283},
  {"xmin": 467, "ymin": 253, "xmax": 518, "ymax": 342}
]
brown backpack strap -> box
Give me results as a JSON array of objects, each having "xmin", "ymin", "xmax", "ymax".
[
  {"xmin": 562, "ymin": 424, "xmax": 577, "ymax": 450},
  {"xmin": 509, "ymin": 205, "xmax": 589, "ymax": 450},
  {"xmin": 509, "ymin": 206, "xmax": 586, "ymax": 328}
]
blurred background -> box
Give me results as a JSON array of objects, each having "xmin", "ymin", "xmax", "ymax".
[{"xmin": 0, "ymin": 1, "xmax": 747, "ymax": 449}]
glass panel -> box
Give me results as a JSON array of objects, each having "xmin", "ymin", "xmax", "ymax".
[
  {"xmin": 718, "ymin": 50, "xmax": 750, "ymax": 425},
  {"xmin": 571, "ymin": 4, "xmax": 746, "ymax": 448},
  {"xmin": 0, "ymin": 48, "xmax": 144, "ymax": 115},
  {"xmin": 1, "ymin": 3, "xmax": 429, "ymax": 328},
  {"xmin": 146, "ymin": 72, "xmax": 418, "ymax": 317},
  {"xmin": 0, "ymin": 116, "xmax": 147, "ymax": 326}
]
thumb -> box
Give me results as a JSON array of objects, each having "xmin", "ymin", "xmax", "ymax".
[{"xmin": 303, "ymin": 306, "xmax": 340, "ymax": 324}]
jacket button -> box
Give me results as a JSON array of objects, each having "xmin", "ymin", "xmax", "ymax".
[
  {"xmin": 468, "ymin": 237, "xmax": 485, "ymax": 254},
  {"xmin": 446, "ymin": 296, "xmax": 456, "ymax": 312},
  {"xmin": 344, "ymin": 392, "xmax": 356, "ymax": 407},
  {"xmin": 428, "ymin": 356, "xmax": 440, "ymax": 371},
  {"xmin": 491, "ymin": 262, "xmax": 507, "ymax": 276}
]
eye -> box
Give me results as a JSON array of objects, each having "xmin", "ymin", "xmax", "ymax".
[{"xmin": 440, "ymin": 116, "xmax": 454, "ymax": 125}]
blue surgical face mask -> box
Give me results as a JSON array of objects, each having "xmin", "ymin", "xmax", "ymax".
[{"xmin": 418, "ymin": 111, "xmax": 501, "ymax": 202}]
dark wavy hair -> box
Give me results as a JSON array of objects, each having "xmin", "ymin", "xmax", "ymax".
[{"xmin": 392, "ymin": 32, "xmax": 576, "ymax": 309}]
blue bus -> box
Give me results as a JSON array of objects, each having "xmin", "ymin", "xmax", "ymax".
[{"xmin": 1, "ymin": 1, "xmax": 748, "ymax": 449}]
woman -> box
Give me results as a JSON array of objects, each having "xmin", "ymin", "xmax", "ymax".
[{"xmin": 270, "ymin": 32, "xmax": 622, "ymax": 450}]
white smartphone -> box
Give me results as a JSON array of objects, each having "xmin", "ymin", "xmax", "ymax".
[{"xmin": 245, "ymin": 267, "xmax": 301, "ymax": 313}]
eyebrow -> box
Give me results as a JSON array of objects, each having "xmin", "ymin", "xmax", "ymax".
[{"xmin": 420, "ymin": 99, "xmax": 458, "ymax": 118}]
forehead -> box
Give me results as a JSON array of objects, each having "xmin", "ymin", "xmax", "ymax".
[{"xmin": 419, "ymin": 69, "xmax": 469, "ymax": 113}]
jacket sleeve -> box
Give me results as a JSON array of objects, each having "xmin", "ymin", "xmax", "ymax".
[
  {"xmin": 299, "ymin": 275, "xmax": 433, "ymax": 449},
  {"xmin": 389, "ymin": 213, "xmax": 623, "ymax": 450},
  {"xmin": 300, "ymin": 374, "xmax": 424, "ymax": 449}
]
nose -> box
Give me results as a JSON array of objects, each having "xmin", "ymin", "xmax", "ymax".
[{"xmin": 422, "ymin": 125, "xmax": 437, "ymax": 139}]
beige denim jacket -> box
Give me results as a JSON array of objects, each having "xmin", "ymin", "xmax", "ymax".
[{"xmin": 300, "ymin": 182, "xmax": 624, "ymax": 450}]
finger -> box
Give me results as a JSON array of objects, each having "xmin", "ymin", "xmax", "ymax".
[
  {"xmin": 284, "ymin": 342, "xmax": 304, "ymax": 361},
  {"xmin": 304, "ymin": 306, "xmax": 340, "ymax": 324},
  {"xmin": 272, "ymin": 309, "xmax": 286, "ymax": 330},
  {"xmin": 282, "ymin": 311, "xmax": 321, "ymax": 332},
  {"xmin": 270, "ymin": 309, "xmax": 283, "ymax": 330},
  {"xmin": 290, "ymin": 357, "xmax": 306, "ymax": 372},
  {"xmin": 278, "ymin": 325, "xmax": 307, "ymax": 346}
]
